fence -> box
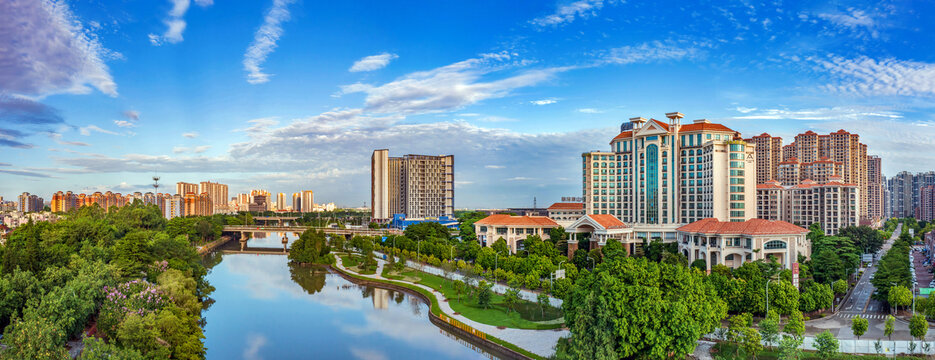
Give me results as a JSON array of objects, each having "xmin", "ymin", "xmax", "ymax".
[{"xmin": 439, "ymin": 313, "xmax": 487, "ymax": 341}]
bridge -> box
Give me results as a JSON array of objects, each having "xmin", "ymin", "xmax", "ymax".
[{"xmin": 221, "ymin": 225, "xmax": 402, "ymax": 238}]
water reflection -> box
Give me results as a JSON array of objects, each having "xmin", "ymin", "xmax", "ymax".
[{"xmin": 203, "ymin": 252, "xmax": 494, "ymax": 359}]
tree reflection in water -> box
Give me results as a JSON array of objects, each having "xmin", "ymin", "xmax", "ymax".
[{"xmin": 287, "ymin": 263, "xmax": 327, "ymax": 295}]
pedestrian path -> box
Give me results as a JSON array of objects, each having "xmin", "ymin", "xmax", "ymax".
[{"xmin": 333, "ymin": 254, "xmax": 568, "ymax": 358}]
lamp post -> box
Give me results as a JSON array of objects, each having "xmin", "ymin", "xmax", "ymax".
[
  {"xmin": 551, "ymin": 260, "xmax": 566, "ymax": 292},
  {"xmin": 766, "ymin": 279, "xmax": 773, "ymax": 316}
]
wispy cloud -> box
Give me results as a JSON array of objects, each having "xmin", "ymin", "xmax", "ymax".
[
  {"xmin": 0, "ymin": 128, "xmax": 33, "ymax": 149},
  {"xmin": 530, "ymin": 99, "xmax": 558, "ymax": 105},
  {"xmin": 811, "ymin": 55, "xmax": 935, "ymax": 97},
  {"xmin": 339, "ymin": 52, "xmax": 571, "ymax": 115},
  {"xmin": 48, "ymin": 133, "xmax": 89, "ymax": 147},
  {"xmin": 79, "ymin": 125, "xmax": 119, "ymax": 136},
  {"xmin": 149, "ymin": 0, "xmax": 212, "ymax": 45},
  {"xmin": 0, "ymin": 169, "xmax": 52, "ymax": 178},
  {"xmin": 530, "ymin": 0, "xmax": 612, "ymax": 27},
  {"xmin": 485, "ymin": 165, "xmax": 505, "ymax": 169},
  {"xmin": 729, "ymin": 106, "xmax": 903, "ymax": 121},
  {"xmin": 815, "ymin": 8, "xmax": 881, "ymax": 39},
  {"xmin": 243, "ymin": 333, "xmax": 268, "ymax": 360},
  {"xmin": 0, "ymin": 0, "xmax": 117, "ymax": 96},
  {"xmin": 600, "ymin": 40, "xmax": 703, "ymax": 66},
  {"xmin": 172, "ymin": 145, "xmax": 211, "ymax": 154},
  {"xmin": 243, "ymin": 0, "xmax": 296, "ymax": 84},
  {"xmin": 123, "ymin": 110, "xmax": 140, "ymax": 121},
  {"xmin": 349, "ymin": 348, "xmax": 388, "ymax": 360},
  {"xmin": 0, "ymin": 96, "xmax": 64, "ymax": 125},
  {"xmin": 507, "ymin": 176, "xmax": 536, "ymax": 181},
  {"xmin": 182, "ymin": 132, "xmax": 199, "ymax": 138},
  {"xmin": 577, "ymin": 108, "xmax": 602, "ymax": 113},
  {"xmin": 114, "ymin": 120, "xmax": 136, "ymax": 128},
  {"xmin": 349, "ymin": 53, "xmax": 398, "ymax": 72}
]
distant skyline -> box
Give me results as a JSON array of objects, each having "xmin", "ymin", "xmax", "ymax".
[{"xmin": 2, "ymin": 0, "xmax": 935, "ymax": 208}]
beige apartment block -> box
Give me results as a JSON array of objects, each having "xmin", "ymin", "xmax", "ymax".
[
  {"xmin": 744, "ymin": 133, "xmax": 784, "ymax": 185},
  {"xmin": 176, "ymin": 182, "xmax": 198, "ymax": 196},
  {"xmin": 200, "ymin": 181, "xmax": 229, "ymax": 214},
  {"xmin": 582, "ymin": 112, "xmax": 755, "ymax": 242},
  {"xmin": 756, "ymin": 177, "xmax": 859, "ymax": 235},
  {"xmin": 371, "ymin": 149, "xmax": 454, "ymax": 221}
]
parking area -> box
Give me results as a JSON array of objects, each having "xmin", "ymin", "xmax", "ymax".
[{"xmin": 912, "ymin": 246, "xmax": 934, "ymax": 293}]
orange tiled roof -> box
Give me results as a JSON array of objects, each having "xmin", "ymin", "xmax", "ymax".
[
  {"xmin": 588, "ymin": 214, "xmax": 628, "ymax": 229},
  {"xmin": 677, "ymin": 218, "xmax": 808, "ymax": 236},
  {"xmin": 548, "ymin": 202, "xmax": 584, "ymax": 210},
  {"xmin": 610, "ymin": 119, "xmax": 734, "ymax": 142},
  {"xmin": 475, "ymin": 214, "xmax": 560, "ymax": 227},
  {"xmin": 757, "ymin": 183, "xmax": 784, "ymax": 189}
]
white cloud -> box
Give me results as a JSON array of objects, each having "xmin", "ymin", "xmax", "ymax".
[
  {"xmin": 339, "ymin": 52, "xmax": 571, "ymax": 115},
  {"xmin": 507, "ymin": 176, "xmax": 536, "ymax": 181},
  {"xmin": 601, "ymin": 40, "xmax": 702, "ymax": 65},
  {"xmin": 0, "ymin": 0, "xmax": 117, "ymax": 96},
  {"xmin": 349, "ymin": 348, "xmax": 388, "ymax": 360},
  {"xmin": 530, "ymin": 0, "xmax": 611, "ymax": 27},
  {"xmin": 149, "ymin": 0, "xmax": 212, "ymax": 46},
  {"xmin": 477, "ymin": 115, "xmax": 518, "ymax": 122},
  {"xmin": 815, "ymin": 8, "xmax": 881, "ymax": 39},
  {"xmin": 182, "ymin": 132, "xmax": 199, "ymax": 138},
  {"xmin": 243, "ymin": 333, "xmax": 268, "ymax": 360},
  {"xmin": 485, "ymin": 165, "xmax": 505, "ymax": 169},
  {"xmin": 123, "ymin": 110, "xmax": 140, "ymax": 121},
  {"xmin": 734, "ymin": 106, "xmax": 757, "ymax": 113},
  {"xmin": 811, "ymin": 55, "xmax": 935, "ymax": 97},
  {"xmin": 530, "ymin": 99, "xmax": 558, "ymax": 105},
  {"xmin": 577, "ymin": 108, "xmax": 602, "ymax": 113},
  {"xmin": 243, "ymin": 0, "xmax": 296, "ymax": 84},
  {"xmin": 79, "ymin": 125, "xmax": 119, "ymax": 136},
  {"xmin": 172, "ymin": 145, "xmax": 211, "ymax": 154},
  {"xmin": 114, "ymin": 120, "xmax": 135, "ymax": 128},
  {"xmin": 729, "ymin": 106, "xmax": 903, "ymax": 121},
  {"xmin": 47, "ymin": 132, "xmax": 89, "ymax": 147},
  {"xmin": 349, "ymin": 53, "xmax": 399, "ymax": 72}
]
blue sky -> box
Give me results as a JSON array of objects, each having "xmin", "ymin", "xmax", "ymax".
[{"xmin": 1, "ymin": 0, "xmax": 934, "ymax": 208}]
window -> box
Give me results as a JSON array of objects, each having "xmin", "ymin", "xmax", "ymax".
[{"xmin": 764, "ymin": 240, "xmax": 787, "ymax": 249}]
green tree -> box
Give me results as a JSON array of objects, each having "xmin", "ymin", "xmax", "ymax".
[
  {"xmin": 888, "ymin": 285, "xmax": 912, "ymax": 313},
  {"xmin": 477, "ymin": 281, "xmax": 492, "ymax": 309},
  {"xmin": 491, "ymin": 238, "xmax": 509, "ymax": 256},
  {"xmin": 759, "ymin": 311, "xmax": 780, "ymax": 348},
  {"xmin": 832, "ymin": 279, "xmax": 847, "ymax": 295},
  {"xmin": 814, "ymin": 330, "xmax": 839, "ymax": 360},
  {"xmin": 288, "ymin": 230, "xmax": 333, "ymax": 264},
  {"xmin": 537, "ymin": 293, "xmax": 550, "ymax": 319},
  {"xmin": 503, "ymin": 288, "xmax": 521, "ymax": 313},
  {"xmin": 1, "ymin": 310, "xmax": 70, "ymax": 360},
  {"xmin": 885, "ymin": 315, "xmax": 895, "ymax": 340},
  {"xmin": 741, "ymin": 327, "xmax": 763, "ymax": 359},
  {"xmin": 910, "ymin": 314, "xmax": 928, "ymax": 342},
  {"xmin": 558, "ymin": 256, "xmax": 727, "ymax": 360},
  {"xmin": 453, "ymin": 280, "xmax": 465, "ymax": 303},
  {"xmin": 778, "ymin": 335, "xmax": 803, "ymax": 360},
  {"xmin": 851, "ymin": 316, "xmax": 868, "ymax": 340},
  {"xmin": 79, "ymin": 337, "xmax": 146, "ymax": 360},
  {"xmin": 783, "ymin": 311, "xmax": 805, "ymax": 339}
]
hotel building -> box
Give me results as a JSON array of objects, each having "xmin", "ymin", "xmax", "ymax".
[
  {"xmin": 546, "ymin": 202, "xmax": 585, "ymax": 227},
  {"xmin": 371, "ymin": 149, "xmax": 454, "ymax": 221},
  {"xmin": 581, "ymin": 112, "xmax": 755, "ymax": 244},
  {"xmin": 473, "ymin": 214, "xmax": 561, "ymax": 253},
  {"xmin": 756, "ymin": 177, "xmax": 859, "ymax": 235}
]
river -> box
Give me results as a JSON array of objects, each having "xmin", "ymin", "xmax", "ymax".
[{"xmin": 202, "ymin": 232, "xmax": 497, "ymax": 359}]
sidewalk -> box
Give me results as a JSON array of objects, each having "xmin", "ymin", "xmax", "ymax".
[{"xmin": 333, "ymin": 254, "xmax": 568, "ymax": 358}]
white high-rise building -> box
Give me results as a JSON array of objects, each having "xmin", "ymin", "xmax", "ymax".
[
  {"xmin": 580, "ymin": 112, "xmax": 755, "ymax": 248},
  {"xmin": 371, "ymin": 149, "xmax": 454, "ymax": 221}
]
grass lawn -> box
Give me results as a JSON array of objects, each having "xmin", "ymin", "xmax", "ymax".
[
  {"xmin": 387, "ymin": 268, "xmax": 564, "ymax": 330},
  {"xmin": 713, "ymin": 342, "xmax": 926, "ymax": 359},
  {"xmin": 341, "ymin": 254, "xmax": 376, "ymax": 275}
]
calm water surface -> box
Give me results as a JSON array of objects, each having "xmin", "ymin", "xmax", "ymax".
[{"xmin": 202, "ymin": 234, "xmax": 494, "ymax": 359}]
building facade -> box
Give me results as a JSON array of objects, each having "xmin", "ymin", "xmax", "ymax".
[
  {"xmin": 17, "ymin": 192, "xmax": 44, "ymax": 213},
  {"xmin": 176, "ymin": 182, "xmax": 198, "ymax": 196},
  {"xmin": 371, "ymin": 149, "xmax": 454, "ymax": 221},
  {"xmin": 920, "ymin": 185, "xmax": 935, "ymax": 222},
  {"xmin": 744, "ymin": 133, "xmax": 784, "ymax": 185},
  {"xmin": 199, "ymin": 181, "xmax": 229, "ymax": 214},
  {"xmin": 756, "ymin": 177, "xmax": 859, "ymax": 235},
  {"xmin": 473, "ymin": 214, "xmax": 560, "ymax": 253},
  {"xmin": 888, "ymin": 171, "xmax": 935, "ymax": 218},
  {"xmin": 867, "ymin": 155, "xmax": 884, "ymax": 222},
  {"xmin": 582, "ymin": 113, "xmax": 755, "ymax": 242},
  {"xmin": 677, "ymin": 218, "xmax": 810, "ymax": 270},
  {"xmin": 546, "ymin": 202, "xmax": 584, "ymax": 226},
  {"xmin": 301, "ymin": 190, "xmax": 315, "ymax": 213}
]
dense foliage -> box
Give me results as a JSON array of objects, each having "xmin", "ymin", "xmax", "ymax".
[
  {"xmin": 287, "ymin": 230, "xmax": 334, "ymax": 264},
  {"xmin": 870, "ymin": 230, "xmax": 913, "ymax": 304},
  {"xmin": 0, "ymin": 202, "xmax": 212, "ymax": 359},
  {"xmin": 558, "ymin": 256, "xmax": 727, "ymax": 359}
]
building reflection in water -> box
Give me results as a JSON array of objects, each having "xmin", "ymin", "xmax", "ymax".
[{"xmin": 372, "ymin": 288, "xmax": 389, "ymax": 310}]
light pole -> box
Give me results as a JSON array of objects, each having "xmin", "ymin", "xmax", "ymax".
[
  {"xmin": 766, "ymin": 279, "xmax": 773, "ymax": 316},
  {"xmin": 551, "ymin": 260, "xmax": 566, "ymax": 292}
]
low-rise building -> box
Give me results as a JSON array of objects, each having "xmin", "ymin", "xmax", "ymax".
[
  {"xmin": 547, "ymin": 202, "xmax": 584, "ymax": 226},
  {"xmin": 474, "ymin": 214, "xmax": 560, "ymax": 253},
  {"xmin": 677, "ymin": 218, "xmax": 810, "ymax": 270},
  {"xmin": 565, "ymin": 214, "xmax": 634, "ymax": 258}
]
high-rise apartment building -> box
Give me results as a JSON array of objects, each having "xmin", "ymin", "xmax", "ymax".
[
  {"xmin": 17, "ymin": 192, "xmax": 44, "ymax": 212},
  {"xmin": 581, "ymin": 113, "xmax": 755, "ymax": 242},
  {"xmin": 756, "ymin": 178, "xmax": 859, "ymax": 235},
  {"xmin": 867, "ymin": 155, "xmax": 884, "ymax": 221},
  {"xmin": 301, "ymin": 190, "xmax": 314, "ymax": 213},
  {"xmin": 164, "ymin": 195, "xmax": 184, "ymax": 219},
  {"xmin": 292, "ymin": 192, "xmax": 302, "ymax": 212},
  {"xmin": 371, "ymin": 149, "xmax": 454, "ymax": 220},
  {"xmin": 176, "ymin": 182, "xmax": 198, "ymax": 196},
  {"xmin": 920, "ymin": 185, "xmax": 935, "ymax": 222},
  {"xmin": 754, "ymin": 129, "xmax": 874, "ymax": 223},
  {"xmin": 888, "ymin": 171, "xmax": 935, "ymax": 218},
  {"xmin": 276, "ymin": 192, "xmax": 286, "ymax": 211},
  {"xmin": 199, "ymin": 181, "xmax": 229, "ymax": 214},
  {"xmin": 744, "ymin": 133, "xmax": 783, "ymax": 184}
]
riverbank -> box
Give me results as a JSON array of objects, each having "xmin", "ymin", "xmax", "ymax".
[{"xmin": 331, "ymin": 254, "xmax": 568, "ymax": 359}]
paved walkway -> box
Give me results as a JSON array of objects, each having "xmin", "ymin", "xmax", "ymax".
[
  {"xmin": 692, "ymin": 340, "xmax": 714, "ymax": 360},
  {"xmin": 334, "ymin": 254, "xmax": 568, "ymax": 358}
]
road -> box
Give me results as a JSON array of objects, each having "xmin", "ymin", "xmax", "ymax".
[{"xmin": 837, "ymin": 223, "xmax": 901, "ymax": 316}]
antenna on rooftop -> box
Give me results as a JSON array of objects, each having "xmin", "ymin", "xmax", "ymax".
[{"xmin": 152, "ymin": 170, "xmax": 161, "ymax": 194}]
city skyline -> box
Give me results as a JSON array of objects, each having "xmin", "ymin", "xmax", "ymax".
[{"xmin": 2, "ymin": 0, "xmax": 935, "ymax": 208}]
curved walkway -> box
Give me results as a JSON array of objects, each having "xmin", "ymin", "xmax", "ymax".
[{"xmin": 333, "ymin": 254, "xmax": 568, "ymax": 358}]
